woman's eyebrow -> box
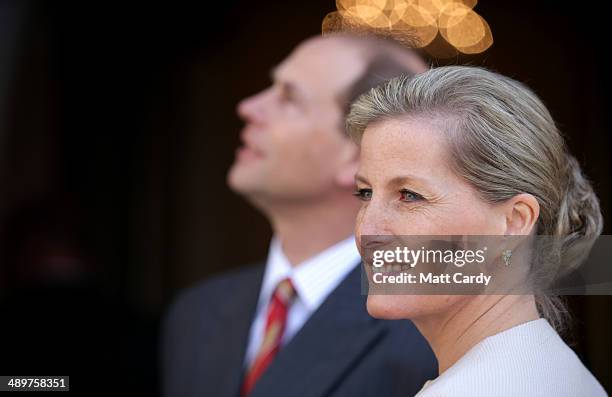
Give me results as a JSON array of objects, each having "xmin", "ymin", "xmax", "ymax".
[
  {"xmin": 355, "ymin": 174, "xmax": 431, "ymax": 187},
  {"xmin": 388, "ymin": 174, "xmax": 430, "ymax": 186},
  {"xmin": 355, "ymin": 174, "xmax": 369, "ymax": 185}
]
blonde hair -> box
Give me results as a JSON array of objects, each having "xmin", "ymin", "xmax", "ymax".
[{"xmin": 346, "ymin": 66, "xmax": 603, "ymax": 330}]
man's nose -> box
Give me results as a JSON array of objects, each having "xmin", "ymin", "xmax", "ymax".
[{"xmin": 237, "ymin": 88, "xmax": 272, "ymax": 123}]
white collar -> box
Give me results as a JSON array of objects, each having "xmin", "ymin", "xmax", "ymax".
[{"xmin": 257, "ymin": 235, "xmax": 361, "ymax": 313}]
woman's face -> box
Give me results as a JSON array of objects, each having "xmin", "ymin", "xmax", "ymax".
[{"xmin": 354, "ymin": 116, "xmax": 507, "ymax": 320}]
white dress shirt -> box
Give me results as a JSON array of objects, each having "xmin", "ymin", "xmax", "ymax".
[{"xmin": 243, "ymin": 235, "xmax": 361, "ymax": 368}]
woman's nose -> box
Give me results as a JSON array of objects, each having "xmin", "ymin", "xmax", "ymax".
[
  {"xmin": 356, "ymin": 203, "xmax": 391, "ymax": 238},
  {"xmin": 356, "ymin": 204, "xmax": 400, "ymax": 258}
]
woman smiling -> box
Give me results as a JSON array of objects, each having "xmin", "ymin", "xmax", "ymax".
[{"xmin": 347, "ymin": 66, "xmax": 606, "ymax": 396}]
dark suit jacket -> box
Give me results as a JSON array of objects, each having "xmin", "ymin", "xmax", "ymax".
[{"xmin": 161, "ymin": 263, "xmax": 437, "ymax": 397}]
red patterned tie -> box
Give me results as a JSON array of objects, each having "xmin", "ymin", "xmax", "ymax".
[{"xmin": 241, "ymin": 278, "xmax": 296, "ymax": 396}]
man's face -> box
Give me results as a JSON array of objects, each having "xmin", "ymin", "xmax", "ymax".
[{"xmin": 227, "ymin": 38, "xmax": 365, "ymax": 206}]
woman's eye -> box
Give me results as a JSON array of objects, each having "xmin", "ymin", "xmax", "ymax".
[
  {"xmin": 353, "ymin": 188, "xmax": 373, "ymax": 201},
  {"xmin": 399, "ymin": 189, "xmax": 423, "ymax": 202}
]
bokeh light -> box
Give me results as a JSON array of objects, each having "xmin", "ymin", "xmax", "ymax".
[{"xmin": 324, "ymin": 0, "xmax": 493, "ymax": 57}]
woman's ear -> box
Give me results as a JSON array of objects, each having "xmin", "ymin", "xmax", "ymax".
[{"xmin": 504, "ymin": 193, "xmax": 540, "ymax": 236}]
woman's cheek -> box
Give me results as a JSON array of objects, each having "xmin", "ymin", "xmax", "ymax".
[{"xmin": 355, "ymin": 207, "xmax": 365, "ymax": 238}]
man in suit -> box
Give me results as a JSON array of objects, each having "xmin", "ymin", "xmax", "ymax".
[{"xmin": 162, "ymin": 33, "xmax": 437, "ymax": 397}]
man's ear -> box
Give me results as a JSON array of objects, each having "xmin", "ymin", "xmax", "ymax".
[
  {"xmin": 335, "ymin": 142, "xmax": 359, "ymax": 189},
  {"xmin": 336, "ymin": 160, "xmax": 359, "ymax": 189},
  {"xmin": 503, "ymin": 193, "xmax": 540, "ymax": 236}
]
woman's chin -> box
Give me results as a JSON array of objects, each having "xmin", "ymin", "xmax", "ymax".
[
  {"xmin": 366, "ymin": 294, "xmax": 417, "ymax": 320},
  {"xmin": 367, "ymin": 293, "xmax": 470, "ymax": 321}
]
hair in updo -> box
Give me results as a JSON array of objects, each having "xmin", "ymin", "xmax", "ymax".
[{"xmin": 346, "ymin": 66, "xmax": 603, "ymax": 331}]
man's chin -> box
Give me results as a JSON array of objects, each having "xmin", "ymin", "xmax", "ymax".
[
  {"xmin": 227, "ymin": 164, "xmax": 246, "ymax": 191},
  {"xmin": 227, "ymin": 162, "xmax": 262, "ymax": 195}
]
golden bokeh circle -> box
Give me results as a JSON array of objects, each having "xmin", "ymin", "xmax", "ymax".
[{"xmin": 327, "ymin": 0, "xmax": 491, "ymax": 55}]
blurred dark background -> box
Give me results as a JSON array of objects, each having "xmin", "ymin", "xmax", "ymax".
[{"xmin": 0, "ymin": 0, "xmax": 610, "ymax": 395}]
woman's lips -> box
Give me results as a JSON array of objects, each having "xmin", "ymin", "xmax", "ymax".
[{"xmin": 368, "ymin": 262, "xmax": 413, "ymax": 275}]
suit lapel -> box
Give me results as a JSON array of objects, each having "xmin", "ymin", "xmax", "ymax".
[
  {"xmin": 191, "ymin": 265, "xmax": 264, "ymax": 397},
  {"xmin": 249, "ymin": 264, "xmax": 386, "ymax": 397}
]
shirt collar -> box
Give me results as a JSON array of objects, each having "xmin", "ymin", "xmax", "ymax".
[{"xmin": 258, "ymin": 235, "xmax": 361, "ymax": 313}]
